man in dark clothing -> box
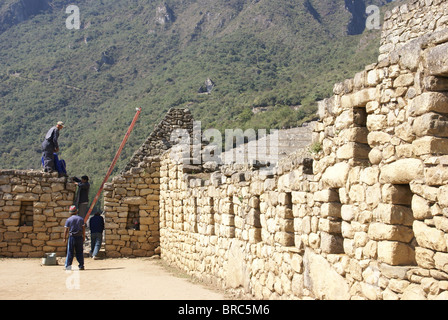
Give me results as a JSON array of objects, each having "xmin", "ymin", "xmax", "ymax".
[
  {"xmin": 64, "ymin": 205, "xmax": 85, "ymax": 270},
  {"xmin": 73, "ymin": 175, "xmax": 90, "ymax": 220},
  {"xmin": 89, "ymin": 211, "xmax": 105, "ymax": 259},
  {"xmin": 42, "ymin": 121, "xmax": 64, "ymax": 173}
]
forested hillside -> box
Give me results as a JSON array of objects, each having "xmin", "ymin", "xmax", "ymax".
[{"xmin": 0, "ymin": 0, "xmax": 399, "ymax": 197}]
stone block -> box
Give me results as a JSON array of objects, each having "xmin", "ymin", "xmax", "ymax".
[
  {"xmin": 367, "ymin": 115, "xmax": 387, "ymax": 132},
  {"xmin": 341, "ymin": 205, "xmax": 355, "ymax": 222},
  {"xmin": 434, "ymin": 252, "xmax": 448, "ymax": 273},
  {"xmin": 339, "ymin": 127, "xmax": 369, "ymax": 144},
  {"xmin": 367, "ymin": 131, "xmax": 391, "ymax": 147},
  {"xmin": 425, "ymin": 166, "xmax": 448, "ymax": 186},
  {"xmin": 12, "ymin": 185, "xmax": 26, "ymax": 193},
  {"xmin": 393, "ymin": 73, "xmax": 414, "ymax": 87},
  {"xmin": 409, "ymin": 92, "xmax": 448, "ymax": 116},
  {"xmin": 318, "ymin": 218, "xmax": 341, "ymax": 234},
  {"xmin": 291, "ymin": 192, "xmax": 307, "ymax": 204},
  {"xmin": 46, "ymin": 240, "xmax": 66, "ymax": 247},
  {"xmin": 434, "ymin": 216, "xmax": 448, "ymax": 233},
  {"xmin": 3, "ymin": 232, "xmax": 23, "ymax": 241},
  {"xmin": 13, "ymin": 193, "xmax": 39, "ymax": 201},
  {"xmin": 413, "ymin": 136, "xmax": 448, "ymax": 156},
  {"xmin": 379, "ymin": 159, "xmax": 424, "ymax": 184},
  {"xmin": 275, "ymin": 232, "xmax": 294, "ymax": 246},
  {"xmin": 368, "ymin": 222, "xmax": 414, "ymax": 242},
  {"xmin": 415, "ymin": 247, "xmax": 435, "ymax": 269},
  {"xmin": 2, "ymin": 205, "xmax": 21, "ymax": 212},
  {"xmin": 314, "ymin": 189, "xmax": 339, "ymax": 202},
  {"xmin": 424, "ymin": 42, "xmax": 448, "ymax": 76},
  {"xmin": 3, "ymin": 219, "xmax": 19, "ymax": 227},
  {"xmin": 411, "ymin": 195, "xmax": 432, "ymax": 220},
  {"xmin": 377, "ymin": 241, "xmax": 416, "ymax": 266},
  {"xmin": 336, "ymin": 142, "xmax": 370, "ymax": 160},
  {"xmin": 413, "ymin": 113, "xmax": 448, "ymax": 137},
  {"xmin": 438, "ymin": 185, "xmax": 448, "ymax": 207},
  {"xmin": 321, "ymin": 202, "xmax": 342, "ymax": 218},
  {"xmin": 279, "ymin": 219, "xmax": 294, "ymax": 233},
  {"xmin": 123, "ymin": 197, "xmax": 146, "ymax": 205},
  {"xmin": 322, "ymin": 162, "xmax": 350, "ymax": 189},
  {"xmin": 246, "ymin": 208, "xmax": 261, "ymax": 227},
  {"xmin": 50, "ymin": 183, "xmax": 65, "ymax": 192},
  {"xmin": 0, "ymin": 185, "xmax": 11, "ymax": 193},
  {"xmin": 413, "ymin": 220, "xmax": 447, "ymax": 252},
  {"xmin": 369, "ymin": 148, "xmax": 382, "ymax": 165},
  {"xmin": 352, "ymin": 88, "xmax": 377, "ymax": 107},
  {"xmin": 320, "ymin": 232, "xmax": 344, "ymax": 254},
  {"xmin": 375, "ymin": 203, "xmax": 413, "ymax": 226},
  {"xmin": 303, "ymin": 248, "xmax": 351, "ymax": 300}
]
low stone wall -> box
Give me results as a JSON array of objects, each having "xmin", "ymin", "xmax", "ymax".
[{"xmin": 0, "ymin": 170, "xmax": 76, "ymax": 258}]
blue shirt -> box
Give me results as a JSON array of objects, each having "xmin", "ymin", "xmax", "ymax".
[
  {"xmin": 89, "ymin": 214, "xmax": 104, "ymax": 234},
  {"xmin": 65, "ymin": 215, "xmax": 85, "ymax": 237}
]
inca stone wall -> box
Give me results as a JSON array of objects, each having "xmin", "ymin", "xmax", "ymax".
[
  {"xmin": 155, "ymin": 2, "xmax": 448, "ymax": 299},
  {"xmin": 122, "ymin": 108, "xmax": 194, "ymax": 172},
  {"xmin": 2, "ymin": 0, "xmax": 448, "ymax": 301},
  {"xmin": 102, "ymin": 108, "xmax": 193, "ymax": 257},
  {"xmin": 0, "ymin": 170, "xmax": 76, "ymax": 257},
  {"xmin": 379, "ymin": 0, "xmax": 448, "ymax": 61}
]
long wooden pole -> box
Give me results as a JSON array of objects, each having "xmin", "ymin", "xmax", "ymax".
[{"xmin": 84, "ymin": 107, "xmax": 142, "ymax": 223}]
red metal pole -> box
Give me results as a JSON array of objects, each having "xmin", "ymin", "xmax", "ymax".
[{"xmin": 84, "ymin": 107, "xmax": 142, "ymax": 223}]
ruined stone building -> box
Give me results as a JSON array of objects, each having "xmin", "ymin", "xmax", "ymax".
[{"xmin": 2, "ymin": 0, "xmax": 448, "ymax": 299}]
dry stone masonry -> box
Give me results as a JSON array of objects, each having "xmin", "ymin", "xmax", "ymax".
[
  {"xmin": 2, "ymin": 0, "xmax": 448, "ymax": 301},
  {"xmin": 156, "ymin": 0, "xmax": 448, "ymax": 300},
  {"xmin": 0, "ymin": 170, "xmax": 75, "ymax": 257},
  {"xmin": 379, "ymin": 0, "xmax": 448, "ymax": 61},
  {"xmin": 103, "ymin": 108, "xmax": 193, "ymax": 257}
]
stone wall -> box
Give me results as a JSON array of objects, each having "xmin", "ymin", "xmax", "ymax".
[
  {"xmin": 0, "ymin": 170, "xmax": 76, "ymax": 258},
  {"xmin": 122, "ymin": 108, "xmax": 194, "ymax": 172},
  {"xmin": 379, "ymin": 0, "xmax": 448, "ymax": 61},
  {"xmin": 2, "ymin": 0, "xmax": 448, "ymax": 301},
  {"xmin": 102, "ymin": 108, "xmax": 194, "ymax": 257},
  {"xmin": 157, "ymin": 24, "xmax": 448, "ymax": 299}
]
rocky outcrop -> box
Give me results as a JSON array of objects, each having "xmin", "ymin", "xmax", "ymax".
[
  {"xmin": 155, "ymin": 3, "xmax": 175, "ymax": 26},
  {"xmin": 0, "ymin": 0, "xmax": 50, "ymax": 34}
]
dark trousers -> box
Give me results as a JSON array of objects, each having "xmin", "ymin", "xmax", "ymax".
[
  {"xmin": 42, "ymin": 141, "xmax": 55, "ymax": 171},
  {"xmin": 65, "ymin": 236, "xmax": 84, "ymax": 269}
]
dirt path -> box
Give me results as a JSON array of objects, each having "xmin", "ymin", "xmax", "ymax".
[{"xmin": 0, "ymin": 257, "xmax": 229, "ymax": 300}]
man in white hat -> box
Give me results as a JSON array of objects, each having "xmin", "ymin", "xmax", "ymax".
[
  {"xmin": 41, "ymin": 121, "xmax": 64, "ymax": 173},
  {"xmin": 64, "ymin": 205, "xmax": 85, "ymax": 270}
]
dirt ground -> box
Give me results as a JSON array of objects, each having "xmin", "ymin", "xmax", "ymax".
[{"xmin": 0, "ymin": 257, "xmax": 229, "ymax": 300}]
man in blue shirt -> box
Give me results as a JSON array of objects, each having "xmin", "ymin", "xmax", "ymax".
[
  {"xmin": 89, "ymin": 211, "xmax": 105, "ymax": 260},
  {"xmin": 64, "ymin": 205, "xmax": 85, "ymax": 270},
  {"xmin": 42, "ymin": 121, "xmax": 64, "ymax": 173}
]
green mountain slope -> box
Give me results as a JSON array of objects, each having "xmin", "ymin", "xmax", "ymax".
[{"xmin": 0, "ymin": 0, "xmax": 399, "ymax": 195}]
